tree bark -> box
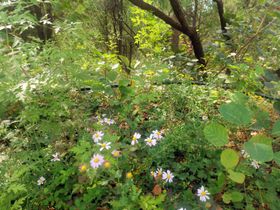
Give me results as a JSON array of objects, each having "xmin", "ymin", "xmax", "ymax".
[{"xmin": 213, "ymin": 0, "xmax": 230, "ymax": 40}]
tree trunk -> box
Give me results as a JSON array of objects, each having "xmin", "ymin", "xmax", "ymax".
[
  {"xmin": 189, "ymin": 30, "xmax": 205, "ymax": 65},
  {"xmin": 213, "ymin": 0, "xmax": 230, "ymax": 40}
]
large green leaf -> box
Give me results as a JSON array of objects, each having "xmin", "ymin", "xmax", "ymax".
[
  {"xmin": 203, "ymin": 122, "xmax": 228, "ymax": 147},
  {"xmin": 250, "ymin": 135, "xmax": 272, "ymax": 145},
  {"xmin": 228, "ymin": 170, "xmax": 245, "ymax": 184},
  {"xmin": 244, "ymin": 135, "xmax": 273, "ymax": 162},
  {"xmin": 252, "ymin": 110, "xmax": 270, "ymax": 130},
  {"xmin": 272, "ymin": 120, "xmax": 280, "ymax": 137},
  {"xmin": 219, "ymin": 103, "xmax": 252, "ymax": 126},
  {"xmin": 221, "ymin": 149, "xmax": 239, "ymax": 169}
]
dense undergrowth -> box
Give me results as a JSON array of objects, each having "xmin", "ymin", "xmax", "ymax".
[{"xmin": 0, "ymin": 0, "xmax": 280, "ymax": 209}]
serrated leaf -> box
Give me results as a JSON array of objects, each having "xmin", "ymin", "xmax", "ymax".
[
  {"xmin": 203, "ymin": 122, "xmax": 228, "ymax": 147},
  {"xmin": 228, "ymin": 170, "xmax": 245, "ymax": 184},
  {"xmin": 219, "ymin": 103, "xmax": 252, "ymax": 126},
  {"xmin": 221, "ymin": 149, "xmax": 239, "ymax": 169}
]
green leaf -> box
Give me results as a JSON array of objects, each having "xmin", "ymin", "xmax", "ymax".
[
  {"xmin": 250, "ymin": 135, "xmax": 272, "ymax": 145},
  {"xmin": 222, "ymin": 191, "xmax": 243, "ymax": 204},
  {"xmin": 222, "ymin": 192, "xmax": 231, "ymax": 204},
  {"xmin": 221, "ymin": 149, "xmax": 239, "ymax": 169},
  {"xmin": 219, "ymin": 102, "xmax": 252, "ymax": 126},
  {"xmin": 274, "ymin": 152, "xmax": 280, "ymax": 165},
  {"xmin": 231, "ymin": 191, "xmax": 244, "ymax": 202},
  {"xmin": 228, "ymin": 170, "xmax": 245, "ymax": 184},
  {"xmin": 231, "ymin": 92, "xmax": 248, "ymax": 105},
  {"xmin": 253, "ymin": 110, "xmax": 270, "ymax": 130},
  {"xmin": 272, "ymin": 120, "xmax": 280, "ymax": 137},
  {"xmin": 107, "ymin": 71, "xmax": 118, "ymax": 81},
  {"xmin": 203, "ymin": 122, "xmax": 228, "ymax": 147},
  {"xmin": 244, "ymin": 136, "xmax": 273, "ymax": 162}
]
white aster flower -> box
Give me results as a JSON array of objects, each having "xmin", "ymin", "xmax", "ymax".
[
  {"xmin": 37, "ymin": 176, "xmax": 46, "ymax": 186},
  {"xmin": 251, "ymin": 160, "xmax": 260, "ymax": 169},
  {"xmin": 103, "ymin": 118, "xmax": 115, "ymax": 125},
  {"xmin": 151, "ymin": 130, "xmax": 163, "ymax": 140},
  {"xmin": 98, "ymin": 142, "xmax": 111, "ymax": 151},
  {"xmin": 90, "ymin": 154, "xmax": 105, "ymax": 168},
  {"xmin": 197, "ymin": 186, "xmax": 210, "ymax": 202},
  {"xmin": 51, "ymin": 152, "xmax": 60, "ymax": 162},
  {"xmin": 162, "ymin": 170, "xmax": 174, "ymax": 183},
  {"xmin": 145, "ymin": 136, "xmax": 157, "ymax": 146},
  {"xmin": 92, "ymin": 131, "xmax": 104, "ymax": 143},
  {"xmin": 131, "ymin": 132, "xmax": 141, "ymax": 145}
]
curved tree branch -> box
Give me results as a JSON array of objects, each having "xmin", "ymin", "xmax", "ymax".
[
  {"xmin": 128, "ymin": 0, "xmax": 206, "ymax": 66},
  {"xmin": 169, "ymin": 0, "xmax": 192, "ymax": 36},
  {"xmin": 127, "ymin": 0, "xmax": 183, "ymax": 33}
]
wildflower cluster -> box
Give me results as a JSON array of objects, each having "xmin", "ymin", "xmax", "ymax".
[
  {"xmin": 151, "ymin": 168, "xmax": 174, "ymax": 183},
  {"xmin": 132, "ymin": 129, "xmax": 164, "ymax": 146},
  {"xmin": 95, "ymin": 115, "xmax": 115, "ymax": 125}
]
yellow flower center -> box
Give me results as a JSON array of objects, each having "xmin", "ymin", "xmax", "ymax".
[
  {"xmin": 147, "ymin": 138, "xmax": 152, "ymax": 143},
  {"xmin": 104, "ymin": 162, "xmax": 111, "ymax": 168},
  {"xmin": 167, "ymin": 174, "xmax": 171, "ymax": 179},
  {"xmin": 201, "ymin": 191, "xmax": 206, "ymax": 196},
  {"xmin": 80, "ymin": 165, "xmax": 87, "ymax": 172},
  {"xmin": 113, "ymin": 151, "xmax": 120, "ymax": 157},
  {"xmin": 126, "ymin": 172, "xmax": 133, "ymax": 179},
  {"xmin": 93, "ymin": 157, "xmax": 99, "ymax": 163},
  {"xmin": 132, "ymin": 136, "xmax": 137, "ymax": 141},
  {"xmin": 101, "ymin": 143, "xmax": 106, "ymax": 148}
]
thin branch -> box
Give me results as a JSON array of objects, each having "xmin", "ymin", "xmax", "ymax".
[{"xmin": 237, "ymin": 16, "xmax": 276, "ymax": 58}]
